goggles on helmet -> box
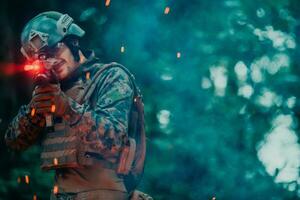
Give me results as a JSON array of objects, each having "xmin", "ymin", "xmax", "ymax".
[
  {"xmin": 20, "ymin": 30, "xmax": 49, "ymax": 60},
  {"xmin": 21, "ymin": 39, "xmax": 65, "ymax": 62},
  {"xmin": 20, "ymin": 14, "xmax": 74, "ymax": 61}
]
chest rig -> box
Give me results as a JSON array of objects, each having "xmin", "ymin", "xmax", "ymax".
[
  {"xmin": 40, "ymin": 70, "xmax": 91, "ymax": 170},
  {"xmin": 40, "ymin": 62, "xmax": 135, "ymax": 171},
  {"xmin": 40, "ymin": 62, "xmax": 146, "ymax": 193}
]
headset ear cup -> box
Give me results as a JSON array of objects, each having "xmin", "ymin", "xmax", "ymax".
[
  {"xmin": 71, "ymin": 46, "xmax": 80, "ymax": 62},
  {"xmin": 63, "ymin": 36, "xmax": 80, "ymax": 62},
  {"xmin": 71, "ymin": 40, "xmax": 80, "ymax": 62}
]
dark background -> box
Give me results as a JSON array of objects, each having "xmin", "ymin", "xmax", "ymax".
[{"xmin": 1, "ymin": 0, "xmax": 300, "ymax": 199}]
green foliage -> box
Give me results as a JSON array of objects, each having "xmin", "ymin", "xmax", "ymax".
[{"xmin": 1, "ymin": 0, "xmax": 300, "ymax": 199}]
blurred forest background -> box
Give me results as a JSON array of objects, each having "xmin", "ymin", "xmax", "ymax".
[{"xmin": 1, "ymin": 0, "xmax": 300, "ymax": 199}]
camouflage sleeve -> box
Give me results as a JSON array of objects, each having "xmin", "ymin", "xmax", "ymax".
[
  {"xmin": 5, "ymin": 105, "xmax": 45, "ymax": 151},
  {"xmin": 68, "ymin": 65, "xmax": 134, "ymax": 160}
]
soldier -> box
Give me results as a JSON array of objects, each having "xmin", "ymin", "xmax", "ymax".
[{"xmin": 5, "ymin": 11, "xmax": 152, "ymax": 200}]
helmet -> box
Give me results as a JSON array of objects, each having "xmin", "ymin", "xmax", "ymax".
[{"xmin": 20, "ymin": 11, "xmax": 85, "ymax": 60}]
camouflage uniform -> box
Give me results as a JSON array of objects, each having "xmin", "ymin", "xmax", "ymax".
[{"xmin": 5, "ymin": 53, "xmax": 138, "ymax": 200}]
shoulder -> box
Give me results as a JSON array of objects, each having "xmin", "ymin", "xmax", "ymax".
[
  {"xmin": 93, "ymin": 62, "xmax": 135, "ymax": 105},
  {"xmin": 93, "ymin": 62, "xmax": 135, "ymax": 85}
]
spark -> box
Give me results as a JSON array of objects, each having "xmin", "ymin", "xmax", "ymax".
[
  {"xmin": 121, "ymin": 46, "xmax": 125, "ymax": 53},
  {"xmin": 53, "ymin": 158, "xmax": 58, "ymax": 166},
  {"xmin": 105, "ymin": 0, "xmax": 111, "ymax": 7},
  {"xmin": 53, "ymin": 185, "xmax": 59, "ymax": 194},
  {"xmin": 51, "ymin": 105, "xmax": 56, "ymax": 113},
  {"xmin": 25, "ymin": 175, "xmax": 30, "ymax": 184},
  {"xmin": 31, "ymin": 108, "xmax": 36, "ymax": 117},
  {"xmin": 164, "ymin": 7, "xmax": 170, "ymax": 14}
]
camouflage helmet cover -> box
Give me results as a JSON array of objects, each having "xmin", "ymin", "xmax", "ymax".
[{"xmin": 20, "ymin": 11, "xmax": 85, "ymax": 60}]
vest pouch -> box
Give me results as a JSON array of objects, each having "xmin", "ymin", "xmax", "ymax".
[
  {"xmin": 41, "ymin": 120, "xmax": 82, "ymax": 170},
  {"xmin": 117, "ymin": 138, "xmax": 136, "ymax": 175}
]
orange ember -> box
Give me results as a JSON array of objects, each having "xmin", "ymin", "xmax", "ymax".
[
  {"xmin": 105, "ymin": 0, "xmax": 111, "ymax": 7},
  {"xmin": 25, "ymin": 175, "xmax": 30, "ymax": 184},
  {"xmin": 164, "ymin": 7, "xmax": 170, "ymax": 14},
  {"xmin": 51, "ymin": 105, "xmax": 56, "ymax": 113},
  {"xmin": 31, "ymin": 108, "xmax": 36, "ymax": 117},
  {"xmin": 53, "ymin": 158, "xmax": 58, "ymax": 165},
  {"xmin": 53, "ymin": 185, "xmax": 59, "ymax": 194}
]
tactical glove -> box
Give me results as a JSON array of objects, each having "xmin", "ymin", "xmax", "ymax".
[{"xmin": 29, "ymin": 84, "xmax": 81, "ymax": 123}]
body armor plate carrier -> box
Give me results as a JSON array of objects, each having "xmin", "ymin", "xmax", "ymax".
[{"xmin": 40, "ymin": 62, "xmax": 146, "ymax": 193}]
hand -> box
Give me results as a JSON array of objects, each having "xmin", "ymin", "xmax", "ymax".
[{"xmin": 29, "ymin": 84, "xmax": 71, "ymax": 118}]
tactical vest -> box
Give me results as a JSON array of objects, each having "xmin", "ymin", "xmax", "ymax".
[
  {"xmin": 40, "ymin": 62, "xmax": 146, "ymax": 192},
  {"xmin": 41, "ymin": 76, "xmax": 89, "ymax": 170}
]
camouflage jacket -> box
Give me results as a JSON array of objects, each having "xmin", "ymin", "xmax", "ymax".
[{"xmin": 5, "ymin": 56, "xmax": 134, "ymax": 155}]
